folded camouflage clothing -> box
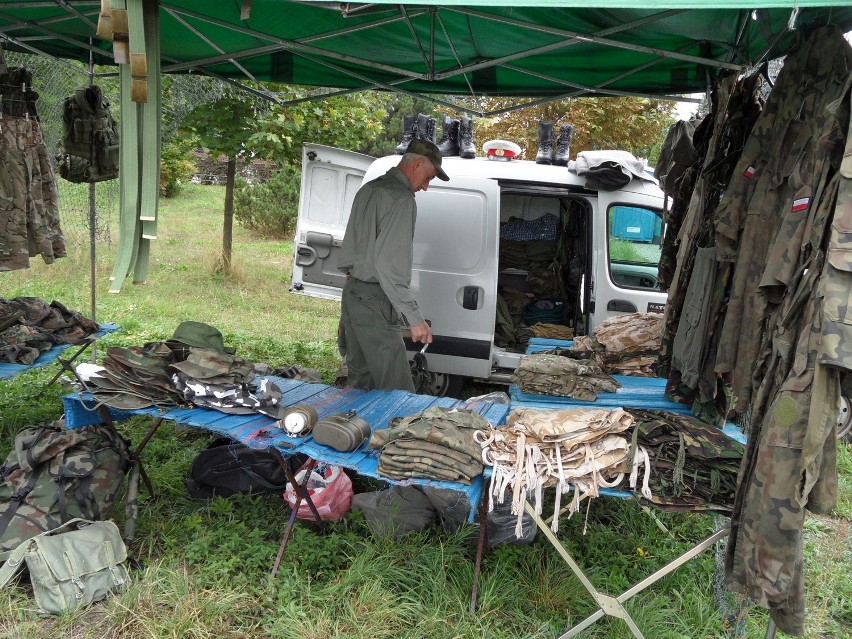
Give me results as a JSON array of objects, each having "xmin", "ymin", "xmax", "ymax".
[
  {"xmin": 369, "ymin": 406, "xmax": 491, "ymax": 484},
  {"xmin": 570, "ymin": 312, "xmax": 663, "ymax": 376},
  {"xmin": 627, "ymin": 408, "xmax": 744, "ymax": 513},
  {"xmin": 511, "ymin": 352, "xmax": 620, "ymax": 400},
  {"xmin": 0, "ymin": 297, "xmax": 99, "ymax": 364},
  {"xmin": 483, "ymin": 406, "xmax": 650, "ymax": 538}
]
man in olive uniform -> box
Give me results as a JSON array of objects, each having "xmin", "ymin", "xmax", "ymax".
[{"xmin": 337, "ymin": 139, "xmax": 447, "ymax": 391}]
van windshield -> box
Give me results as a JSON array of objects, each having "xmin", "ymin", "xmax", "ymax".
[{"xmin": 607, "ymin": 205, "xmax": 663, "ymax": 290}]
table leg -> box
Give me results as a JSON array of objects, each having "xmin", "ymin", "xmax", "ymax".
[{"xmin": 469, "ymin": 494, "xmax": 490, "ymax": 614}]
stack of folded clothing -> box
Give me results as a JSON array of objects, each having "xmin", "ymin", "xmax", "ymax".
[
  {"xmin": 0, "ymin": 297, "xmax": 98, "ymax": 364},
  {"xmin": 369, "ymin": 406, "xmax": 491, "ymax": 484},
  {"xmin": 482, "ymin": 407, "xmax": 645, "ymax": 536},
  {"xmin": 511, "ymin": 352, "xmax": 620, "ymax": 400},
  {"xmin": 627, "ymin": 408, "xmax": 744, "ymax": 513},
  {"xmin": 84, "ymin": 343, "xmax": 184, "ymax": 409},
  {"xmin": 570, "ymin": 312, "xmax": 663, "ymax": 376}
]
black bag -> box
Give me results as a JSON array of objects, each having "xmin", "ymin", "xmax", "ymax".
[{"xmin": 185, "ymin": 438, "xmax": 306, "ymax": 499}]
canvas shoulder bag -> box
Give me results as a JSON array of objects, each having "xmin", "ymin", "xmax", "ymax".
[{"xmin": 0, "ymin": 518, "xmax": 129, "ymax": 614}]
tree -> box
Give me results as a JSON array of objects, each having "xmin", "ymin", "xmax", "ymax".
[
  {"xmin": 182, "ymin": 84, "xmax": 262, "ymax": 272},
  {"xmin": 247, "ymin": 88, "xmax": 387, "ymax": 164}
]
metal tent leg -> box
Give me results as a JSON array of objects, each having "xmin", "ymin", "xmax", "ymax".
[
  {"xmin": 524, "ymin": 501, "xmax": 729, "ymax": 639},
  {"xmin": 269, "ymin": 452, "xmax": 326, "ymax": 577}
]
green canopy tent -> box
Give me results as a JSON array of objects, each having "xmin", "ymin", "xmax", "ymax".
[{"xmin": 1, "ymin": 0, "xmax": 850, "ymax": 290}]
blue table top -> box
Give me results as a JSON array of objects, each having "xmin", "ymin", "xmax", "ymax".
[
  {"xmin": 0, "ymin": 323, "xmax": 120, "ymax": 380},
  {"xmin": 63, "ymin": 378, "xmax": 514, "ymax": 521}
]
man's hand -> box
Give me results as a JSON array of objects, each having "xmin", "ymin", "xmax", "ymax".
[{"xmin": 409, "ymin": 320, "xmax": 432, "ymax": 344}]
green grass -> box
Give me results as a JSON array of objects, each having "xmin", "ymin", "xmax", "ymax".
[{"xmin": 1, "ymin": 185, "xmax": 850, "ymax": 638}]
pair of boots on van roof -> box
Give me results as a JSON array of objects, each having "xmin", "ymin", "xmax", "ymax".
[
  {"xmin": 535, "ymin": 121, "xmax": 574, "ymax": 166},
  {"xmin": 396, "ymin": 113, "xmax": 476, "ymax": 159}
]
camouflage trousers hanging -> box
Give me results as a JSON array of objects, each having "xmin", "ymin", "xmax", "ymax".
[{"xmin": 0, "ymin": 116, "xmax": 64, "ymax": 271}]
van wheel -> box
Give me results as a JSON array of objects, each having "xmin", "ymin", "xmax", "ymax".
[{"xmin": 426, "ymin": 372, "xmax": 465, "ymax": 398}]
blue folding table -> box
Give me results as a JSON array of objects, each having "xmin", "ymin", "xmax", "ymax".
[{"xmin": 62, "ymin": 378, "xmax": 513, "ymax": 612}]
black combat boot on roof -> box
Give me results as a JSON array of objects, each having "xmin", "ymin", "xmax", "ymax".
[
  {"xmin": 535, "ymin": 120, "xmax": 554, "ymax": 164},
  {"xmin": 415, "ymin": 113, "xmax": 432, "ymax": 144},
  {"xmin": 437, "ymin": 116, "xmax": 460, "ymax": 157},
  {"xmin": 421, "ymin": 115, "xmax": 437, "ymax": 144},
  {"xmin": 554, "ymin": 123, "xmax": 574, "ymax": 166},
  {"xmin": 395, "ymin": 114, "xmax": 418, "ymax": 155},
  {"xmin": 458, "ymin": 116, "xmax": 476, "ymax": 159}
]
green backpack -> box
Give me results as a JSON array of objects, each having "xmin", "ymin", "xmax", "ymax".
[
  {"xmin": 55, "ymin": 85, "xmax": 120, "ymax": 183},
  {"xmin": 0, "ymin": 420, "xmax": 131, "ymax": 561}
]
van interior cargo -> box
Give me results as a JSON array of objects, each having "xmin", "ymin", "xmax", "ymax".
[{"xmin": 496, "ymin": 193, "xmax": 590, "ymax": 352}]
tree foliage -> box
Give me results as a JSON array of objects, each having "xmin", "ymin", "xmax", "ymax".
[
  {"xmin": 437, "ymin": 96, "xmax": 677, "ymax": 165},
  {"xmin": 248, "ymin": 88, "xmax": 388, "ymax": 163}
]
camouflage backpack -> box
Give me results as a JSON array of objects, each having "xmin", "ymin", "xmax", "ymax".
[{"xmin": 0, "ymin": 420, "xmax": 131, "ymax": 561}]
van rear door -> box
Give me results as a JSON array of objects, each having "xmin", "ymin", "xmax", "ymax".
[{"xmin": 290, "ymin": 143, "xmax": 374, "ymax": 300}]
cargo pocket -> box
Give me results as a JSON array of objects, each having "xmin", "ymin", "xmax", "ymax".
[
  {"xmin": 353, "ymin": 288, "xmax": 399, "ymax": 327},
  {"xmin": 822, "ymin": 178, "xmax": 852, "ymax": 369},
  {"xmin": 96, "ymin": 129, "xmax": 120, "ymax": 178}
]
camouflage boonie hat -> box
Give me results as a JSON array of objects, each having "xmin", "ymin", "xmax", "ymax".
[{"xmin": 166, "ymin": 321, "xmax": 235, "ymax": 354}]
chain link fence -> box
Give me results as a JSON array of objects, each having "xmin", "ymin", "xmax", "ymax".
[{"xmin": 3, "ymin": 51, "xmax": 231, "ymax": 254}]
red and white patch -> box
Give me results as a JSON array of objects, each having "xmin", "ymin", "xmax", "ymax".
[
  {"xmin": 743, "ymin": 166, "xmax": 756, "ymax": 179},
  {"xmin": 791, "ymin": 197, "xmax": 810, "ymax": 213}
]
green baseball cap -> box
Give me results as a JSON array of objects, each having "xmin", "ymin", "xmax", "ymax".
[{"xmin": 405, "ymin": 138, "xmax": 450, "ymax": 181}]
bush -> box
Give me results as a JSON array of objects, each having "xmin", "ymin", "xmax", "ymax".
[
  {"xmin": 160, "ymin": 142, "xmax": 198, "ymax": 197},
  {"xmin": 233, "ymin": 162, "xmax": 301, "ymax": 238}
]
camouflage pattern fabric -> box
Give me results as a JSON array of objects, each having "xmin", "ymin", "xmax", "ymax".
[
  {"xmin": 568, "ymin": 312, "xmax": 662, "ymax": 376},
  {"xmin": 173, "ymin": 372, "xmax": 288, "ymax": 419},
  {"xmin": 714, "ymin": 25, "xmax": 851, "ymax": 415},
  {"xmin": 369, "ymin": 406, "xmax": 490, "ymax": 484},
  {"xmin": 0, "ymin": 419, "xmax": 131, "ymax": 561},
  {"xmin": 511, "ymin": 352, "xmax": 620, "ymax": 400},
  {"xmin": 723, "ymin": 27, "xmax": 851, "ymax": 636},
  {"xmin": 0, "ymin": 112, "xmax": 64, "ymax": 271},
  {"xmin": 85, "ymin": 343, "xmax": 183, "ymax": 409},
  {"xmin": 627, "ymin": 408, "xmax": 743, "ymax": 513},
  {"xmin": 482, "ymin": 407, "xmax": 645, "ymax": 538},
  {"xmin": 659, "ymin": 70, "xmax": 764, "ymax": 424},
  {"xmin": 0, "ymin": 297, "xmax": 99, "ymax": 364}
]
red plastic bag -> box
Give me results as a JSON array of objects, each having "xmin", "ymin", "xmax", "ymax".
[{"xmin": 283, "ymin": 459, "xmax": 353, "ymax": 522}]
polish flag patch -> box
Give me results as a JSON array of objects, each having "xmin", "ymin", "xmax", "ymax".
[
  {"xmin": 744, "ymin": 166, "xmax": 756, "ymax": 179},
  {"xmin": 791, "ymin": 197, "xmax": 810, "ymax": 212}
]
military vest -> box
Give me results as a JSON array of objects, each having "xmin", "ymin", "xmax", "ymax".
[{"xmin": 56, "ymin": 85, "xmax": 119, "ymax": 183}]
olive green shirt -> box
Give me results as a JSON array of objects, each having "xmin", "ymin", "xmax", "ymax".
[{"xmin": 338, "ymin": 166, "xmax": 425, "ymax": 326}]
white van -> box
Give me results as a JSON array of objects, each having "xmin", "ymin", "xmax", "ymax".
[{"xmin": 291, "ymin": 143, "xmax": 667, "ymax": 395}]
